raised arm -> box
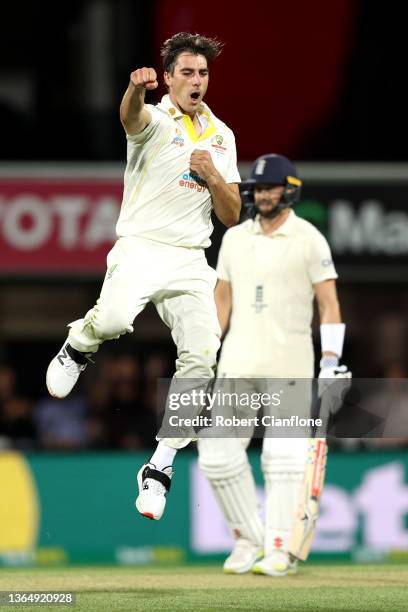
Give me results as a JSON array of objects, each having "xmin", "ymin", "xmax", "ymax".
[{"xmin": 120, "ymin": 68, "xmax": 158, "ymax": 136}]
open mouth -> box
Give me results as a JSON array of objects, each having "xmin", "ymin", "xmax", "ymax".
[{"xmin": 190, "ymin": 92, "xmax": 200, "ymax": 102}]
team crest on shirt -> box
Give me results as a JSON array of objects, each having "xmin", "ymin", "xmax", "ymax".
[
  {"xmin": 172, "ymin": 127, "xmax": 185, "ymax": 147},
  {"xmin": 211, "ymin": 134, "xmax": 227, "ymax": 155}
]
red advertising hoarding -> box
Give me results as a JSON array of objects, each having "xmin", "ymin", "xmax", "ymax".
[{"xmin": 0, "ymin": 179, "xmax": 122, "ymax": 274}]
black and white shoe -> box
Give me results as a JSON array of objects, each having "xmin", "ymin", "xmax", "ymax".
[
  {"xmin": 135, "ymin": 463, "xmax": 173, "ymax": 520},
  {"xmin": 46, "ymin": 341, "xmax": 92, "ymax": 398}
]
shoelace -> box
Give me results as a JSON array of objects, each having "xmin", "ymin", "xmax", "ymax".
[
  {"xmin": 65, "ymin": 360, "xmax": 87, "ymax": 378},
  {"xmin": 63, "ymin": 350, "xmax": 94, "ymax": 378},
  {"xmin": 144, "ymin": 477, "xmax": 167, "ymax": 495}
]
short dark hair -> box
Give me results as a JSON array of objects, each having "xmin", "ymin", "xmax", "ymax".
[{"xmin": 161, "ymin": 32, "xmax": 223, "ymax": 74}]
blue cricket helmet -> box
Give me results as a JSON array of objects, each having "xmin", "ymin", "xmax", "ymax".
[{"xmin": 240, "ymin": 153, "xmax": 302, "ymax": 216}]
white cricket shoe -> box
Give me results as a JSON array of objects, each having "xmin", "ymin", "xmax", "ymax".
[
  {"xmin": 46, "ymin": 342, "xmax": 91, "ymax": 399},
  {"xmin": 223, "ymin": 538, "xmax": 263, "ymax": 574},
  {"xmin": 135, "ymin": 463, "xmax": 173, "ymax": 520},
  {"xmin": 252, "ymin": 551, "xmax": 298, "ymax": 577}
]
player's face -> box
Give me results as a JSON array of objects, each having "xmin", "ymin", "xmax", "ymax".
[
  {"xmin": 254, "ymin": 184, "xmax": 285, "ymax": 216},
  {"xmin": 164, "ymin": 53, "xmax": 209, "ymax": 116}
]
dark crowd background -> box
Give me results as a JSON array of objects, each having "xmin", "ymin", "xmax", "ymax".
[
  {"xmin": 1, "ymin": 0, "xmax": 407, "ymax": 162},
  {"xmin": 1, "ymin": 0, "xmax": 407, "ymax": 451}
]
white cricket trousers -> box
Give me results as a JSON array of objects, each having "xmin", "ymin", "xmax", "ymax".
[{"xmin": 68, "ymin": 236, "xmax": 221, "ymax": 448}]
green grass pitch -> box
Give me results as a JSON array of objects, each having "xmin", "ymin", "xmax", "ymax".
[{"xmin": 0, "ymin": 565, "xmax": 407, "ymax": 611}]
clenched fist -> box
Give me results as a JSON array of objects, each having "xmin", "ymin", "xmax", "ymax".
[
  {"xmin": 190, "ymin": 149, "xmax": 218, "ymax": 182},
  {"xmin": 130, "ymin": 67, "xmax": 158, "ymax": 91}
]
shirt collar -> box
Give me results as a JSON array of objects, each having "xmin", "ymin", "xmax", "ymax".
[
  {"xmin": 157, "ymin": 94, "xmax": 211, "ymax": 121},
  {"xmin": 251, "ymin": 209, "xmax": 295, "ymax": 237}
]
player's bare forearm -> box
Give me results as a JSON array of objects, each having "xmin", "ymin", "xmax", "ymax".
[
  {"xmin": 215, "ymin": 279, "xmax": 232, "ymax": 336},
  {"xmin": 120, "ymin": 84, "xmax": 148, "ymax": 134},
  {"xmin": 315, "ymin": 280, "xmax": 342, "ymax": 324},
  {"xmin": 190, "ymin": 149, "xmax": 241, "ymax": 227},
  {"xmin": 207, "ymin": 175, "xmax": 241, "ymax": 228},
  {"xmin": 120, "ymin": 67, "xmax": 157, "ymax": 136}
]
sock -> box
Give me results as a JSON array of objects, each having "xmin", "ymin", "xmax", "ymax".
[{"xmin": 150, "ymin": 441, "xmax": 177, "ymax": 471}]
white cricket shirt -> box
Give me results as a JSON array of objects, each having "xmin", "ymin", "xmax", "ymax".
[
  {"xmin": 216, "ymin": 210, "xmax": 338, "ymax": 377},
  {"xmin": 116, "ymin": 94, "xmax": 241, "ymax": 248}
]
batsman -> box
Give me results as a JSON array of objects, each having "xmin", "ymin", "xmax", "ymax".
[{"xmin": 197, "ymin": 154, "xmax": 351, "ymax": 576}]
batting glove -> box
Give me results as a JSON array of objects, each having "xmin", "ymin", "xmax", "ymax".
[{"xmin": 318, "ymin": 357, "xmax": 352, "ymax": 399}]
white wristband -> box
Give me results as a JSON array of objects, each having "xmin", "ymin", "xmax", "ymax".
[{"xmin": 320, "ymin": 323, "xmax": 345, "ymax": 357}]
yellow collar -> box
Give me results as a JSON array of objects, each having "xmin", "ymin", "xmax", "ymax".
[{"xmin": 158, "ymin": 94, "xmax": 216, "ymax": 143}]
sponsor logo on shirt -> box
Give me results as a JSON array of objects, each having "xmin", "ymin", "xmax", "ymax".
[{"xmin": 179, "ymin": 172, "xmax": 208, "ymax": 193}]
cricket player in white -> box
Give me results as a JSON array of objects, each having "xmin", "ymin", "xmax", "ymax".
[
  {"xmin": 46, "ymin": 33, "xmax": 241, "ymax": 520},
  {"xmin": 197, "ymin": 154, "xmax": 351, "ymax": 575}
]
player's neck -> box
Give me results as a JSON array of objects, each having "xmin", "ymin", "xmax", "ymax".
[
  {"xmin": 191, "ymin": 114, "xmax": 202, "ymax": 137},
  {"xmin": 259, "ymin": 208, "xmax": 290, "ymax": 235}
]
